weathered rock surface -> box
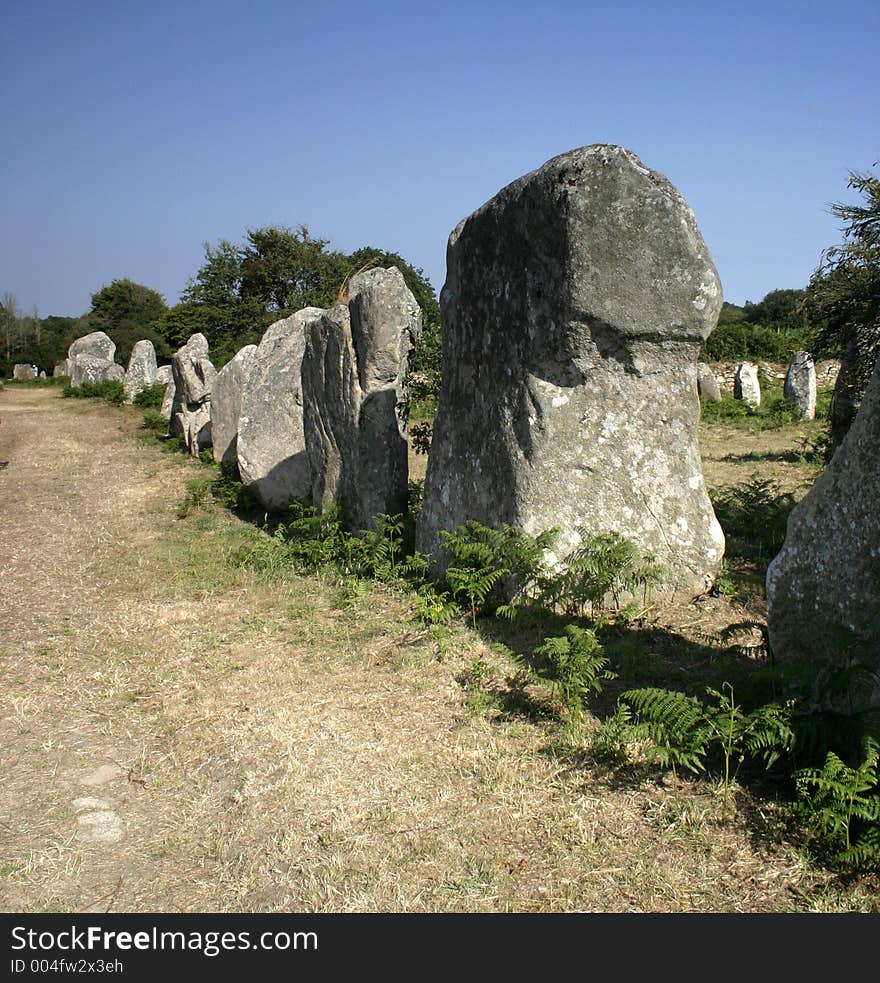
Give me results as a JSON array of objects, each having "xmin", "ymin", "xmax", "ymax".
[
  {"xmin": 734, "ymin": 362, "xmax": 760, "ymax": 407},
  {"xmin": 301, "ymin": 268, "xmax": 421, "ymax": 530},
  {"xmin": 697, "ymin": 362, "xmax": 722, "ymax": 402},
  {"xmin": 783, "ymin": 350, "xmax": 817, "ymax": 420},
  {"xmin": 69, "ymin": 331, "xmax": 116, "ymax": 363},
  {"xmin": 70, "ymin": 355, "xmax": 125, "ymax": 387},
  {"xmin": 417, "ymin": 144, "xmax": 725, "ymax": 594},
  {"xmin": 170, "ymin": 334, "xmax": 216, "ymax": 455},
  {"xmin": 53, "ymin": 360, "xmax": 70, "ymax": 377},
  {"xmin": 123, "ymin": 340, "xmax": 158, "ymax": 404},
  {"xmin": 237, "ymin": 311, "xmax": 320, "ymax": 509},
  {"xmin": 766, "ymin": 354, "xmax": 880, "ymax": 710},
  {"xmin": 155, "ymin": 365, "xmax": 172, "ymax": 385},
  {"xmin": 211, "ymin": 344, "xmax": 257, "ymax": 467},
  {"xmin": 13, "ymin": 364, "xmax": 36, "ymax": 380}
]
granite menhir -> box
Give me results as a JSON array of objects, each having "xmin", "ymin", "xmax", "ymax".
[{"xmin": 417, "ymin": 144, "xmax": 725, "ymax": 596}]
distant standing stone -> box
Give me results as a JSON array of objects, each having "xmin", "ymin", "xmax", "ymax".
[
  {"xmin": 155, "ymin": 365, "xmax": 172, "ymax": 385},
  {"xmin": 170, "ymin": 333, "xmax": 216, "ymax": 455},
  {"xmin": 697, "ymin": 363, "xmax": 722, "ymax": 402},
  {"xmin": 53, "ymin": 360, "xmax": 70, "ymax": 378},
  {"xmin": 734, "ymin": 362, "xmax": 761, "ymax": 408},
  {"xmin": 123, "ymin": 339, "xmax": 158, "ymax": 404},
  {"xmin": 211, "ymin": 344, "xmax": 257, "ymax": 467},
  {"xmin": 70, "ymin": 355, "xmax": 124, "ymax": 387},
  {"xmin": 783, "ymin": 350, "xmax": 817, "ymax": 420},
  {"xmin": 766, "ymin": 354, "xmax": 880, "ymax": 713},
  {"xmin": 68, "ymin": 331, "xmax": 116, "ymax": 363},
  {"xmin": 13, "ymin": 364, "xmax": 36, "ymax": 380}
]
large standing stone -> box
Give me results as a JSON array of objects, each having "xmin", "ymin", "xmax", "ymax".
[
  {"xmin": 416, "ymin": 144, "xmax": 725, "ymax": 594},
  {"xmin": 70, "ymin": 355, "xmax": 125, "ymax": 387},
  {"xmin": 211, "ymin": 344, "xmax": 258, "ymax": 467},
  {"xmin": 734, "ymin": 362, "xmax": 761, "ymax": 408},
  {"xmin": 68, "ymin": 331, "xmax": 121, "ymax": 388},
  {"xmin": 301, "ymin": 268, "xmax": 421, "ymax": 531},
  {"xmin": 697, "ymin": 362, "xmax": 722, "ymax": 402},
  {"xmin": 766, "ymin": 355, "xmax": 880, "ymax": 711},
  {"xmin": 13, "ymin": 364, "xmax": 36, "ymax": 380},
  {"xmin": 69, "ymin": 331, "xmax": 116, "ymax": 363},
  {"xmin": 170, "ymin": 334, "xmax": 216, "ymax": 455},
  {"xmin": 783, "ymin": 350, "xmax": 816, "ymax": 420},
  {"xmin": 237, "ymin": 310, "xmax": 321, "ymax": 509},
  {"xmin": 123, "ymin": 340, "xmax": 158, "ymax": 404}
]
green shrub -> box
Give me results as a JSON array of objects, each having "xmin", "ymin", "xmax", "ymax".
[
  {"xmin": 133, "ymin": 383, "xmax": 168, "ymax": 408},
  {"xmin": 538, "ymin": 530, "xmax": 664, "ymax": 618},
  {"xmin": 61, "ymin": 380, "xmax": 126, "ymax": 404},
  {"xmin": 532, "ymin": 625, "xmax": 615, "ymax": 732},
  {"xmin": 709, "ymin": 476, "xmax": 797, "ymax": 564},
  {"xmin": 439, "ymin": 520, "xmax": 557, "ymax": 626},
  {"xmin": 141, "ymin": 410, "xmax": 169, "ymax": 435}
]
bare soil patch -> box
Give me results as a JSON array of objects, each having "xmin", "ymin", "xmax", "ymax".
[{"xmin": 0, "ymin": 386, "xmax": 873, "ymax": 913}]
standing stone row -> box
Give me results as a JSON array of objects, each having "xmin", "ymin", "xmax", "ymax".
[{"xmin": 210, "ymin": 266, "xmax": 421, "ymax": 530}]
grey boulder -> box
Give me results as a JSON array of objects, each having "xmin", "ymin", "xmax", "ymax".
[
  {"xmin": 697, "ymin": 362, "xmax": 722, "ymax": 402},
  {"xmin": 237, "ymin": 310, "xmax": 320, "ymax": 509},
  {"xmin": 211, "ymin": 344, "xmax": 257, "ymax": 467},
  {"xmin": 123, "ymin": 340, "xmax": 158, "ymax": 403},
  {"xmin": 766, "ymin": 354, "xmax": 880, "ymax": 711},
  {"xmin": 170, "ymin": 334, "xmax": 216, "ymax": 455},
  {"xmin": 416, "ymin": 144, "xmax": 725, "ymax": 595},
  {"xmin": 301, "ymin": 267, "xmax": 421, "ymax": 531},
  {"xmin": 70, "ymin": 355, "xmax": 124, "ymax": 387},
  {"xmin": 734, "ymin": 362, "xmax": 761, "ymax": 408},
  {"xmin": 783, "ymin": 350, "xmax": 817, "ymax": 420}
]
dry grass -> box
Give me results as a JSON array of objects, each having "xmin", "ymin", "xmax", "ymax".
[{"xmin": 0, "ymin": 386, "xmax": 874, "ymax": 913}]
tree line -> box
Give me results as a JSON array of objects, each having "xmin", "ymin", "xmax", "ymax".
[{"xmin": 0, "ymin": 225, "xmax": 441, "ymax": 383}]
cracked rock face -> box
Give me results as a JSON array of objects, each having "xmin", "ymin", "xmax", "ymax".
[
  {"xmin": 237, "ymin": 310, "xmax": 321, "ymax": 510},
  {"xmin": 211, "ymin": 344, "xmax": 257, "ymax": 467},
  {"xmin": 416, "ymin": 143, "xmax": 725, "ymax": 595},
  {"xmin": 767, "ymin": 355, "xmax": 880, "ymax": 710},
  {"xmin": 170, "ymin": 333, "xmax": 216, "ymax": 456},
  {"xmin": 301, "ymin": 267, "xmax": 421, "ymax": 531},
  {"xmin": 783, "ymin": 350, "xmax": 816, "ymax": 420},
  {"xmin": 123, "ymin": 339, "xmax": 158, "ymax": 403}
]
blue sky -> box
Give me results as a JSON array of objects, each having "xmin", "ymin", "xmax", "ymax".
[{"xmin": 2, "ymin": 0, "xmax": 877, "ymax": 317}]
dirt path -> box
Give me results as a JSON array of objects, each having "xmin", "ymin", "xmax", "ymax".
[{"xmin": 0, "ymin": 387, "xmax": 864, "ymax": 913}]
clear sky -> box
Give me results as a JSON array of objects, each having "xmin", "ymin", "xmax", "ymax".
[{"xmin": 2, "ymin": 0, "xmax": 877, "ymax": 317}]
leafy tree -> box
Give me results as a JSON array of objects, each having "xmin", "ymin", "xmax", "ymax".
[
  {"xmin": 79, "ymin": 278, "xmax": 170, "ymax": 365},
  {"xmin": 743, "ymin": 288, "xmax": 810, "ymax": 332},
  {"xmin": 804, "ymin": 167, "xmax": 880, "ymax": 446}
]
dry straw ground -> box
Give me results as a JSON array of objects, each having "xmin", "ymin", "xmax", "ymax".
[{"xmin": 0, "ymin": 386, "xmax": 874, "ymax": 912}]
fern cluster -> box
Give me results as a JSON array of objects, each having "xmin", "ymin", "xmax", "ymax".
[{"xmin": 539, "ymin": 530, "xmax": 664, "ymax": 618}]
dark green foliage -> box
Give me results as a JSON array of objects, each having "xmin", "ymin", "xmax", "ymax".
[
  {"xmin": 532, "ymin": 626, "xmax": 615, "ymax": 732},
  {"xmin": 439, "ymin": 521, "xmax": 557, "ymax": 626},
  {"xmin": 701, "ymin": 297, "xmax": 815, "ymax": 362},
  {"xmin": 410, "ymin": 421, "xmax": 433, "ymax": 455},
  {"xmin": 538, "ymin": 530, "xmax": 664, "ymax": 618},
  {"xmin": 141, "ymin": 410, "xmax": 169, "ymax": 435},
  {"xmin": 804, "ymin": 168, "xmax": 880, "ymax": 448},
  {"xmin": 710, "ymin": 476, "xmax": 796, "ymax": 564},
  {"xmin": 620, "ymin": 685, "xmax": 795, "ymax": 797},
  {"xmin": 133, "ymin": 382, "xmax": 167, "ymax": 409},
  {"xmin": 79, "ymin": 279, "xmax": 170, "ymax": 365},
  {"xmin": 794, "ymin": 737, "xmax": 880, "ymax": 871},
  {"xmin": 61, "ymin": 380, "xmax": 126, "ymax": 405},
  {"xmin": 700, "ymin": 382, "xmax": 806, "ymax": 429}
]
